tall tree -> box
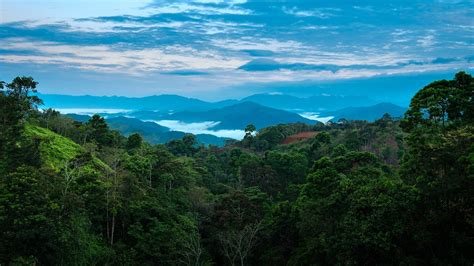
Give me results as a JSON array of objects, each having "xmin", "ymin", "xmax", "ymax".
[
  {"xmin": 400, "ymin": 71, "xmax": 474, "ymax": 264},
  {"xmin": 0, "ymin": 77, "xmax": 42, "ymax": 172}
]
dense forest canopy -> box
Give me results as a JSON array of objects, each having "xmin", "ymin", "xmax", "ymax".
[{"xmin": 0, "ymin": 72, "xmax": 473, "ymax": 265}]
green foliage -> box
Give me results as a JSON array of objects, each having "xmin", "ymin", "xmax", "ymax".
[
  {"xmin": 0, "ymin": 76, "xmax": 42, "ymax": 172},
  {"xmin": 294, "ymin": 155, "xmax": 417, "ymax": 265},
  {"xmin": 0, "ymin": 167, "xmax": 61, "ymax": 264},
  {"xmin": 126, "ymin": 133, "xmax": 143, "ymax": 151},
  {"xmin": 400, "ymin": 71, "xmax": 474, "ymax": 264},
  {"xmin": 24, "ymin": 125, "xmax": 83, "ymax": 171},
  {"xmin": 1, "ymin": 72, "xmax": 473, "ymax": 265}
]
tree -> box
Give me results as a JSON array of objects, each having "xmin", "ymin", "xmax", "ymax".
[
  {"xmin": 244, "ymin": 124, "xmax": 256, "ymax": 138},
  {"xmin": 167, "ymin": 134, "xmax": 198, "ymax": 156},
  {"xmin": 219, "ymin": 221, "xmax": 262, "ymax": 266},
  {"xmin": 294, "ymin": 154, "xmax": 417, "ymax": 265},
  {"xmin": 86, "ymin": 114, "xmax": 113, "ymax": 147},
  {"xmin": 400, "ymin": 72, "xmax": 474, "ymax": 264},
  {"xmin": 0, "ymin": 167, "xmax": 60, "ymax": 264},
  {"xmin": 126, "ymin": 133, "xmax": 143, "ymax": 151},
  {"xmin": 0, "ymin": 77, "xmax": 42, "ymax": 172},
  {"xmin": 242, "ymin": 124, "xmax": 257, "ymax": 148}
]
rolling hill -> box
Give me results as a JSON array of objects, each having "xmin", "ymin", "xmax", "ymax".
[
  {"xmin": 241, "ymin": 93, "xmax": 377, "ymax": 111},
  {"xmin": 40, "ymin": 94, "xmax": 222, "ymax": 112},
  {"xmin": 107, "ymin": 116, "xmax": 169, "ymax": 134},
  {"xmin": 325, "ymin": 103, "xmax": 406, "ymax": 121},
  {"xmin": 24, "ymin": 124, "xmax": 110, "ymax": 172},
  {"xmin": 107, "ymin": 117, "xmax": 228, "ymax": 146},
  {"xmin": 161, "ymin": 101, "xmax": 315, "ymax": 130},
  {"xmin": 40, "ymin": 92, "xmax": 378, "ymax": 113},
  {"xmin": 66, "ymin": 115, "xmax": 229, "ymax": 146}
]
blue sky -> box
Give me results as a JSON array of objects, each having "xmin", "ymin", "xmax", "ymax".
[{"xmin": 0, "ymin": 0, "xmax": 473, "ymax": 101}]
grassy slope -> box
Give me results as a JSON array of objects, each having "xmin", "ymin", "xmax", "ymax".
[{"xmin": 24, "ymin": 124, "xmax": 110, "ymax": 173}]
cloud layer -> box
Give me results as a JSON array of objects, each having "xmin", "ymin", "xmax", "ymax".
[{"xmin": 0, "ymin": 0, "xmax": 473, "ymax": 97}]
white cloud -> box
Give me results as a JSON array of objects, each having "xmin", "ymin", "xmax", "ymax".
[
  {"xmin": 147, "ymin": 2, "xmax": 252, "ymax": 15},
  {"xmin": 0, "ymin": 0, "xmax": 155, "ymax": 23},
  {"xmin": 417, "ymin": 35, "xmax": 436, "ymax": 48},
  {"xmin": 282, "ymin": 7, "xmax": 339, "ymax": 19},
  {"xmin": 211, "ymin": 37, "xmax": 308, "ymax": 53},
  {"xmin": 0, "ymin": 38, "xmax": 246, "ymax": 74},
  {"xmin": 147, "ymin": 120, "xmax": 245, "ymax": 139},
  {"xmin": 299, "ymin": 112, "xmax": 334, "ymax": 123}
]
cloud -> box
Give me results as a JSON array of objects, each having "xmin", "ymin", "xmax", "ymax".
[
  {"xmin": 147, "ymin": 120, "xmax": 246, "ymax": 139},
  {"xmin": 146, "ymin": 2, "xmax": 252, "ymax": 15},
  {"xmin": 161, "ymin": 70, "xmax": 210, "ymax": 75},
  {"xmin": 240, "ymin": 49, "xmax": 276, "ymax": 57},
  {"xmin": 282, "ymin": 6, "xmax": 341, "ymax": 18},
  {"xmin": 211, "ymin": 37, "xmax": 308, "ymax": 54},
  {"xmin": 0, "ymin": 38, "xmax": 246, "ymax": 74},
  {"xmin": 417, "ymin": 35, "xmax": 436, "ymax": 48},
  {"xmin": 237, "ymin": 57, "xmax": 462, "ymax": 72},
  {"xmin": 431, "ymin": 57, "xmax": 459, "ymax": 64},
  {"xmin": 1, "ymin": 0, "xmax": 473, "ymax": 98},
  {"xmin": 238, "ymin": 59, "xmax": 340, "ymax": 72},
  {"xmin": 299, "ymin": 112, "xmax": 334, "ymax": 123}
]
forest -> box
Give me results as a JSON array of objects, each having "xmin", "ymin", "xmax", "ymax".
[{"xmin": 0, "ymin": 72, "xmax": 473, "ymax": 265}]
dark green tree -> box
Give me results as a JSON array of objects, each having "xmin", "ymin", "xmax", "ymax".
[
  {"xmin": 126, "ymin": 133, "xmax": 143, "ymax": 151},
  {"xmin": 400, "ymin": 71, "xmax": 474, "ymax": 264},
  {"xmin": 0, "ymin": 77, "xmax": 42, "ymax": 172}
]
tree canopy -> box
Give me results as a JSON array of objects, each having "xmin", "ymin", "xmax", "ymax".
[{"xmin": 0, "ymin": 72, "xmax": 472, "ymax": 265}]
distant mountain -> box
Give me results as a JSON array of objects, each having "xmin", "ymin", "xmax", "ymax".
[
  {"xmin": 107, "ymin": 117, "xmax": 228, "ymax": 146},
  {"xmin": 241, "ymin": 93, "xmax": 377, "ymax": 111},
  {"xmin": 40, "ymin": 94, "xmax": 218, "ymax": 112},
  {"xmin": 41, "ymin": 92, "xmax": 378, "ymax": 113},
  {"xmin": 146, "ymin": 131, "xmax": 229, "ymax": 147},
  {"xmin": 66, "ymin": 115, "xmax": 228, "ymax": 146},
  {"xmin": 107, "ymin": 116, "xmax": 169, "ymax": 134},
  {"xmin": 161, "ymin": 101, "xmax": 315, "ymax": 130},
  {"xmin": 65, "ymin": 113, "xmax": 91, "ymax": 122},
  {"xmin": 325, "ymin": 103, "xmax": 406, "ymax": 122}
]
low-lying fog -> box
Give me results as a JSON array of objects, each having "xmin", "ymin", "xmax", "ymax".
[
  {"xmin": 47, "ymin": 108, "xmax": 332, "ymax": 140},
  {"xmin": 146, "ymin": 120, "xmax": 246, "ymax": 139}
]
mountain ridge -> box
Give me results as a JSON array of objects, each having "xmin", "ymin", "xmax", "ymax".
[
  {"xmin": 40, "ymin": 92, "xmax": 378, "ymax": 112},
  {"xmin": 155, "ymin": 101, "xmax": 316, "ymax": 130},
  {"xmin": 325, "ymin": 103, "xmax": 406, "ymax": 122}
]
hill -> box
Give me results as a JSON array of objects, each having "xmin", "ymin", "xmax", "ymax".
[
  {"xmin": 66, "ymin": 115, "xmax": 229, "ymax": 146},
  {"xmin": 24, "ymin": 125, "xmax": 83, "ymax": 170},
  {"xmin": 241, "ymin": 93, "xmax": 377, "ymax": 111},
  {"xmin": 40, "ymin": 92, "xmax": 379, "ymax": 114},
  {"xmin": 325, "ymin": 103, "xmax": 406, "ymax": 121},
  {"xmin": 161, "ymin": 101, "xmax": 315, "ymax": 130},
  {"xmin": 40, "ymin": 94, "xmax": 218, "ymax": 112},
  {"xmin": 107, "ymin": 116, "xmax": 169, "ymax": 134},
  {"xmin": 107, "ymin": 116, "xmax": 229, "ymax": 146},
  {"xmin": 24, "ymin": 124, "xmax": 109, "ymax": 172}
]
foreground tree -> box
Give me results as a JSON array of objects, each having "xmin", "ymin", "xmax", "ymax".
[
  {"xmin": 0, "ymin": 77, "xmax": 42, "ymax": 172},
  {"xmin": 294, "ymin": 153, "xmax": 417, "ymax": 265},
  {"xmin": 401, "ymin": 71, "xmax": 474, "ymax": 264}
]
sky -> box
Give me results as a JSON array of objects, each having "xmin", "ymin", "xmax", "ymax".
[{"xmin": 0, "ymin": 0, "xmax": 473, "ymax": 101}]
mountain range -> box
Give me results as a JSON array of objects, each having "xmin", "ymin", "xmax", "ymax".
[
  {"xmin": 40, "ymin": 93, "xmax": 234, "ymax": 112},
  {"xmin": 135, "ymin": 102, "xmax": 316, "ymax": 130},
  {"xmin": 41, "ymin": 93, "xmax": 377, "ymax": 112},
  {"xmin": 66, "ymin": 114, "xmax": 229, "ymax": 146},
  {"xmin": 50, "ymin": 92, "xmax": 407, "ymax": 144},
  {"xmin": 324, "ymin": 103, "xmax": 406, "ymax": 122}
]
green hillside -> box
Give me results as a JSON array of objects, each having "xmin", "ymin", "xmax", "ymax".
[
  {"xmin": 24, "ymin": 124, "xmax": 110, "ymax": 173},
  {"xmin": 24, "ymin": 125, "xmax": 83, "ymax": 171}
]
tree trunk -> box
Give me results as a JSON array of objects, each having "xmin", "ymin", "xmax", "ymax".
[{"xmin": 110, "ymin": 215, "xmax": 115, "ymax": 246}]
